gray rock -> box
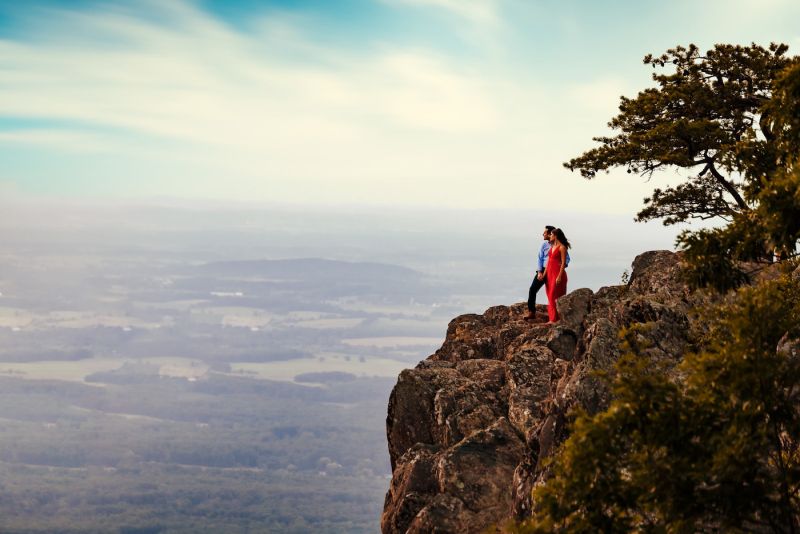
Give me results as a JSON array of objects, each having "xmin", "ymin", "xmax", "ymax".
[
  {"xmin": 381, "ymin": 444, "xmax": 440, "ymax": 534},
  {"xmin": 436, "ymin": 418, "xmax": 524, "ymax": 525},
  {"xmin": 556, "ymin": 287, "xmax": 593, "ymax": 333},
  {"xmin": 382, "ymin": 250, "xmax": 699, "ymax": 533},
  {"xmin": 406, "ymin": 494, "xmax": 475, "ymax": 534},
  {"xmin": 545, "ymin": 325, "xmax": 579, "ymax": 361}
]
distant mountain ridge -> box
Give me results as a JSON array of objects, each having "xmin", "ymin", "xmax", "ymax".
[{"xmin": 194, "ymin": 258, "xmax": 420, "ymax": 281}]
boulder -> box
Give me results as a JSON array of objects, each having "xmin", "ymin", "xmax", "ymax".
[
  {"xmin": 435, "ymin": 418, "xmax": 525, "ymax": 528},
  {"xmin": 381, "ymin": 444, "xmax": 440, "ymax": 534},
  {"xmin": 382, "ymin": 250, "xmax": 698, "ymax": 533}
]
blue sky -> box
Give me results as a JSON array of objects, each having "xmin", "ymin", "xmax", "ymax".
[{"xmin": 2, "ymin": 0, "xmax": 800, "ymax": 213}]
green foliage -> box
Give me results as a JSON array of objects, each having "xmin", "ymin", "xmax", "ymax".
[
  {"xmin": 765, "ymin": 61, "xmax": 800, "ymax": 159},
  {"xmin": 515, "ymin": 276, "xmax": 800, "ymax": 532},
  {"xmin": 677, "ymin": 159, "xmax": 800, "ymax": 291},
  {"xmin": 0, "ymin": 464, "xmax": 387, "ymax": 533},
  {"xmin": 0, "ymin": 374, "xmax": 394, "ymax": 532},
  {"xmin": 565, "ymin": 43, "xmax": 796, "ymax": 226},
  {"xmin": 566, "ymin": 41, "xmax": 800, "ymax": 291},
  {"xmin": 676, "ymin": 222, "xmax": 756, "ymax": 292}
]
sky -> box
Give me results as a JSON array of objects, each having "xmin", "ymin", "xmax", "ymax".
[{"xmin": 1, "ymin": 0, "xmax": 800, "ymax": 214}]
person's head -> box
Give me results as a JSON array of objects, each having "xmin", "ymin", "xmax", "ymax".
[
  {"xmin": 543, "ymin": 225, "xmax": 555, "ymax": 240},
  {"xmin": 552, "ymin": 228, "xmax": 571, "ymax": 249}
]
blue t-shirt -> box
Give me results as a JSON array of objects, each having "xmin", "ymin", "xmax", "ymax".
[{"xmin": 537, "ymin": 241, "xmax": 571, "ymax": 272}]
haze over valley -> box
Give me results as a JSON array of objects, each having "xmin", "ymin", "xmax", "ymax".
[{"xmin": 0, "ymin": 201, "xmax": 677, "ymax": 532}]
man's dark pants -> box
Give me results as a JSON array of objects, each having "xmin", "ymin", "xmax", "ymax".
[{"xmin": 527, "ymin": 272, "xmax": 546, "ymax": 312}]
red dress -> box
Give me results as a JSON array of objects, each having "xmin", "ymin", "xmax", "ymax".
[{"xmin": 545, "ymin": 245, "xmax": 568, "ymax": 322}]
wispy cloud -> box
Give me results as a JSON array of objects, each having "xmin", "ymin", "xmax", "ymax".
[
  {"xmin": 0, "ymin": 1, "xmax": 536, "ymax": 206},
  {"xmin": 0, "ymin": 0, "xmax": 697, "ymax": 211},
  {"xmin": 0, "ymin": 2, "xmax": 500, "ymax": 145},
  {"xmin": 3, "ymin": 0, "xmax": 798, "ymax": 212}
]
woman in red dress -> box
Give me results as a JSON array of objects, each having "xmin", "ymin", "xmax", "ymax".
[{"xmin": 543, "ymin": 228, "xmax": 571, "ymax": 323}]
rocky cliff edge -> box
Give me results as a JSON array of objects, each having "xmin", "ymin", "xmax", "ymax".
[{"xmin": 382, "ymin": 250, "xmax": 696, "ymax": 533}]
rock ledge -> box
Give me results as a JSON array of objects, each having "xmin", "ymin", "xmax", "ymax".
[{"xmin": 382, "ymin": 250, "xmax": 695, "ymax": 533}]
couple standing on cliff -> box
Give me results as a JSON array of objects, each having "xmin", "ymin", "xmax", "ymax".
[{"xmin": 522, "ymin": 225, "xmax": 572, "ymax": 324}]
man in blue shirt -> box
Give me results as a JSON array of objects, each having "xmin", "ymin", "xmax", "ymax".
[{"xmin": 523, "ymin": 225, "xmax": 570, "ymax": 321}]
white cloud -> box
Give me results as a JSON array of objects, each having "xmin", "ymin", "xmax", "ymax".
[
  {"xmin": 0, "ymin": 0, "xmax": 710, "ymax": 214},
  {"xmin": 0, "ymin": 2, "xmax": 501, "ymax": 142}
]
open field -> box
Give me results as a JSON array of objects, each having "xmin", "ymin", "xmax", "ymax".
[
  {"xmin": 289, "ymin": 317, "xmax": 365, "ymax": 329},
  {"xmin": 231, "ymin": 355, "xmax": 410, "ymax": 382},
  {"xmin": 0, "ymin": 357, "xmax": 210, "ymax": 382},
  {"xmin": 341, "ymin": 336, "xmax": 443, "ymax": 348},
  {"xmin": 0, "ymin": 358, "xmax": 124, "ymax": 382}
]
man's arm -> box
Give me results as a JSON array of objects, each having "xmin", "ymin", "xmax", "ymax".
[{"xmin": 537, "ymin": 242, "xmax": 549, "ymax": 272}]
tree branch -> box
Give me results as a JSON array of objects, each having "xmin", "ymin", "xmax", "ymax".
[{"xmin": 705, "ymin": 162, "xmax": 748, "ymax": 211}]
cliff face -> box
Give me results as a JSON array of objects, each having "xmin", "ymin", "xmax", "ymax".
[{"xmin": 382, "ymin": 250, "xmax": 698, "ymax": 534}]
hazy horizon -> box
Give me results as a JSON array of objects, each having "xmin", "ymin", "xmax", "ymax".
[{"xmin": 1, "ymin": 195, "xmax": 684, "ymax": 293}]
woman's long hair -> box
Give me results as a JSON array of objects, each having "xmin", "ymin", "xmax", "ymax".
[{"xmin": 553, "ymin": 228, "xmax": 571, "ymax": 249}]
